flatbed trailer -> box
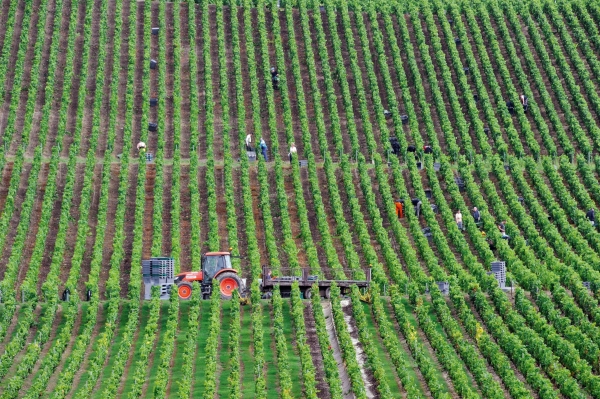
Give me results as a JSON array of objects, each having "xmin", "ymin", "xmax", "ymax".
[{"xmin": 259, "ymin": 266, "xmax": 371, "ymax": 299}]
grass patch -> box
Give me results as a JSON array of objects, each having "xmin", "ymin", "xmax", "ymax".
[
  {"xmin": 263, "ymin": 302, "xmax": 279, "ymax": 399},
  {"xmin": 190, "ymin": 300, "xmax": 213, "ymax": 397},
  {"xmin": 217, "ymin": 301, "xmax": 232, "ymax": 397},
  {"xmin": 282, "ymin": 300, "xmax": 304, "ymax": 396},
  {"xmin": 144, "ymin": 301, "xmax": 171, "ymax": 396},
  {"xmin": 239, "ymin": 305, "xmax": 255, "ymax": 398},
  {"xmin": 167, "ymin": 300, "xmax": 190, "ymax": 398}
]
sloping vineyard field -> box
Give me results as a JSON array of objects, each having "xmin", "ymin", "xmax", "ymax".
[{"xmin": 2, "ymin": 0, "xmax": 600, "ymax": 397}]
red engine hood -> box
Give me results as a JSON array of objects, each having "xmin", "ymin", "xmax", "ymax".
[{"xmin": 177, "ymin": 271, "xmax": 203, "ymax": 282}]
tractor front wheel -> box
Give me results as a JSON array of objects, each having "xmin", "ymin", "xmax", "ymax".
[
  {"xmin": 217, "ymin": 272, "xmax": 243, "ymax": 299},
  {"xmin": 177, "ymin": 282, "xmax": 193, "ymax": 300}
]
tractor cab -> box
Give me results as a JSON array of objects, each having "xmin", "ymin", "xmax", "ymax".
[
  {"xmin": 174, "ymin": 252, "xmax": 244, "ymax": 300},
  {"xmin": 202, "ymin": 252, "xmax": 233, "ymax": 280}
]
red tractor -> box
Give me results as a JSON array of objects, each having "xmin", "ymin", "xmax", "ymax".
[{"xmin": 174, "ymin": 252, "xmax": 245, "ymax": 300}]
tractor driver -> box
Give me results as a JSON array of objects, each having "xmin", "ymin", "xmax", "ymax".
[{"xmin": 203, "ymin": 255, "xmax": 219, "ymax": 278}]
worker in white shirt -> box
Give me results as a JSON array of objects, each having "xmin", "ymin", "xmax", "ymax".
[
  {"xmin": 137, "ymin": 141, "xmax": 146, "ymax": 155},
  {"xmin": 245, "ymin": 133, "xmax": 252, "ymax": 151},
  {"xmin": 289, "ymin": 143, "xmax": 297, "ymax": 163},
  {"xmin": 455, "ymin": 210, "xmax": 463, "ymax": 230}
]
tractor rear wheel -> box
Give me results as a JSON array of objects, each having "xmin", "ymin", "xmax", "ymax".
[
  {"xmin": 177, "ymin": 282, "xmax": 193, "ymax": 300},
  {"xmin": 217, "ymin": 272, "xmax": 243, "ymax": 299}
]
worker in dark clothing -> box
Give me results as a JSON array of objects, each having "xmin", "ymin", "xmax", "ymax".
[
  {"xmin": 407, "ymin": 145, "xmax": 417, "ymax": 153},
  {"xmin": 498, "ymin": 220, "xmax": 510, "ymax": 239},
  {"xmin": 587, "ymin": 208, "xmax": 595, "ymax": 226},
  {"xmin": 270, "ymin": 67, "xmax": 279, "ymax": 90},
  {"xmin": 472, "ymin": 207, "xmax": 481, "ymax": 223},
  {"xmin": 389, "ymin": 137, "xmax": 400, "ymax": 155},
  {"xmin": 383, "ymin": 109, "xmax": 392, "ymax": 119},
  {"xmin": 506, "ymin": 100, "xmax": 515, "ymax": 114},
  {"xmin": 423, "ymin": 145, "xmax": 433, "ymax": 154},
  {"xmin": 412, "ymin": 198, "xmax": 422, "ymax": 217}
]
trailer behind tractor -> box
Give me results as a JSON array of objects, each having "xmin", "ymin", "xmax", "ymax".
[{"xmin": 258, "ymin": 266, "xmax": 371, "ymax": 299}]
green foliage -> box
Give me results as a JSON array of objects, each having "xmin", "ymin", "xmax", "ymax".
[
  {"xmin": 177, "ymin": 283, "xmax": 202, "ymax": 398},
  {"xmin": 202, "ymin": 280, "xmax": 222, "ymax": 399},
  {"xmin": 153, "ymin": 286, "xmax": 180, "ymax": 398},
  {"xmin": 226, "ymin": 290, "xmax": 241, "ymax": 399},
  {"xmin": 349, "ymin": 286, "xmax": 394, "ymax": 398}
]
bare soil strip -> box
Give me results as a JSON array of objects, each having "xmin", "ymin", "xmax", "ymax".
[
  {"xmin": 303, "ymin": 302, "xmax": 332, "ymax": 399},
  {"xmin": 321, "ymin": 301, "xmax": 355, "ymax": 399}
]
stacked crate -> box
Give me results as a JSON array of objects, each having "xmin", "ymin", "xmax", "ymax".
[
  {"xmin": 142, "ymin": 257, "xmax": 175, "ymax": 299},
  {"xmin": 490, "ymin": 261, "xmax": 507, "ymax": 289}
]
